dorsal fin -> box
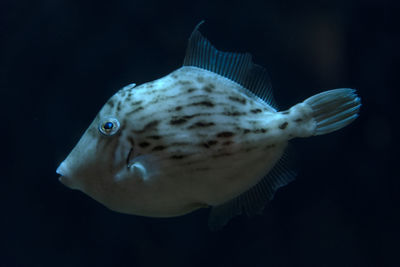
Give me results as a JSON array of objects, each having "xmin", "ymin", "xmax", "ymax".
[
  {"xmin": 183, "ymin": 22, "xmax": 278, "ymax": 110},
  {"xmin": 208, "ymin": 149, "xmax": 296, "ymax": 230}
]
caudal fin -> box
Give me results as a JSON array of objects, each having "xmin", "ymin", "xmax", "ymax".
[{"xmin": 304, "ymin": 88, "xmax": 361, "ymax": 136}]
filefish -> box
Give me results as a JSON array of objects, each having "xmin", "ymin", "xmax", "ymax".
[{"xmin": 56, "ymin": 24, "xmax": 361, "ymax": 230}]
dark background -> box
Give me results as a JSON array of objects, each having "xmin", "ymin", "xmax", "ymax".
[{"xmin": 1, "ymin": 0, "xmax": 398, "ymax": 266}]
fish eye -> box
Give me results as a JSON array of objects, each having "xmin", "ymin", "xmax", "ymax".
[{"xmin": 99, "ymin": 117, "xmax": 120, "ymax": 136}]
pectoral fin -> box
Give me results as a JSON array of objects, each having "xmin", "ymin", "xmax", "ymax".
[{"xmin": 115, "ymin": 155, "xmax": 156, "ymax": 183}]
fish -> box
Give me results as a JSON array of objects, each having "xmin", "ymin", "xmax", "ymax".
[{"xmin": 56, "ymin": 23, "xmax": 361, "ymax": 230}]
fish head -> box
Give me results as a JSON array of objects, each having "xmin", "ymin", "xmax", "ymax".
[{"xmin": 56, "ymin": 90, "xmax": 139, "ymax": 204}]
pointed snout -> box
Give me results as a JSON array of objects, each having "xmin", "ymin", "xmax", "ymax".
[{"xmin": 56, "ymin": 160, "xmax": 80, "ymax": 189}]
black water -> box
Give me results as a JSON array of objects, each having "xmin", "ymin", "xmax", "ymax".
[{"xmin": 2, "ymin": 0, "xmax": 398, "ymax": 266}]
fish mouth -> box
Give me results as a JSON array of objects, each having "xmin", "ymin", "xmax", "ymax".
[
  {"xmin": 56, "ymin": 161, "xmax": 68, "ymax": 177},
  {"xmin": 56, "ymin": 161, "xmax": 73, "ymax": 187}
]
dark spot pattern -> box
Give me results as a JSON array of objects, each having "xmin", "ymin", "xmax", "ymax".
[
  {"xmin": 223, "ymin": 111, "xmax": 246, "ymax": 116},
  {"xmin": 254, "ymin": 128, "xmax": 268, "ymax": 133},
  {"xmin": 107, "ymin": 100, "xmax": 115, "ymax": 108},
  {"xmin": 147, "ymin": 135, "xmax": 162, "ymax": 140},
  {"xmin": 279, "ymin": 122, "xmax": 288, "ymax": 130},
  {"xmin": 188, "ymin": 122, "xmax": 215, "ymax": 129},
  {"xmin": 175, "ymin": 106, "xmax": 182, "ymax": 111},
  {"xmin": 196, "ymin": 76, "xmax": 205, "ymax": 83},
  {"xmin": 217, "ymin": 132, "xmax": 234, "ymax": 138},
  {"xmin": 131, "ymin": 100, "xmax": 142, "ymax": 106},
  {"xmin": 170, "ymin": 155, "xmax": 185, "ymax": 160},
  {"xmin": 126, "ymin": 106, "xmax": 144, "ymax": 116},
  {"xmin": 295, "ymin": 118, "xmax": 303, "ymax": 123},
  {"xmin": 228, "ymin": 96, "xmax": 247, "ymax": 105},
  {"xmin": 139, "ymin": 141, "xmax": 150, "ymax": 148},
  {"xmin": 117, "ymin": 101, "xmax": 122, "ymax": 112},
  {"xmin": 169, "ymin": 115, "xmax": 197, "ymax": 125},
  {"xmin": 133, "ymin": 120, "xmax": 159, "ymax": 133},
  {"xmin": 170, "ymin": 118, "xmax": 188, "ymax": 125},
  {"xmin": 202, "ymin": 83, "xmax": 215, "ymax": 93},
  {"xmin": 203, "ymin": 140, "xmax": 218, "ymax": 148},
  {"xmin": 187, "ymin": 88, "xmax": 197, "ymax": 93},
  {"xmin": 178, "ymin": 80, "xmax": 192, "ymax": 85},
  {"xmin": 191, "ymin": 101, "xmax": 214, "ymax": 107},
  {"xmin": 250, "ymin": 108, "xmax": 262, "ymax": 114},
  {"xmin": 152, "ymin": 145, "xmax": 166, "ymax": 151}
]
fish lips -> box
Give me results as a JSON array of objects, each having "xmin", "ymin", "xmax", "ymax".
[{"xmin": 56, "ymin": 161, "xmax": 78, "ymax": 189}]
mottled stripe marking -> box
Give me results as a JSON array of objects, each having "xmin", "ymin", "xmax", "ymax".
[
  {"xmin": 217, "ymin": 132, "xmax": 234, "ymax": 138},
  {"xmin": 223, "ymin": 111, "xmax": 246, "ymax": 116},
  {"xmin": 190, "ymin": 101, "xmax": 214, "ymax": 107},
  {"xmin": 170, "ymin": 155, "xmax": 185, "ymax": 160},
  {"xmin": 177, "ymin": 80, "xmax": 192, "ymax": 85},
  {"xmin": 202, "ymin": 83, "xmax": 215, "ymax": 93},
  {"xmin": 147, "ymin": 135, "xmax": 162, "ymax": 140},
  {"xmin": 196, "ymin": 76, "xmax": 205, "ymax": 83},
  {"xmin": 131, "ymin": 100, "xmax": 142, "ymax": 106},
  {"xmin": 202, "ymin": 140, "xmax": 218, "ymax": 148},
  {"xmin": 169, "ymin": 114, "xmax": 208, "ymax": 125},
  {"xmin": 133, "ymin": 120, "xmax": 159, "ymax": 134},
  {"xmin": 107, "ymin": 100, "xmax": 115, "ymax": 108},
  {"xmin": 279, "ymin": 122, "xmax": 288, "ymax": 129},
  {"xmin": 228, "ymin": 96, "xmax": 247, "ymax": 105},
  {"xmin": 250, "ymin": 108, "xmax": 262, "ymax": 114},
  {"xmin": 253, "ymin": 128, "xmax": 268, "ymax": 133},
  {"xmin": 152, "ymin": 145, "xmax": 166, "ymax": 151},
  {"xmin": 126, "ymin": 106, "xmax": 144, "ymax": 116},
  {"xmin": 139, "ymin": 141, "xmax": 150, "ymax": 148},
  {"xmin": 188, "ymin": 122, "xmax": 215, "ymax": 129}
]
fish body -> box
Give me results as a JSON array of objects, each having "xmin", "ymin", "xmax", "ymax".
[{"xmin": 57, "ymin": 24, "xmax": 361, "ymax": 229}]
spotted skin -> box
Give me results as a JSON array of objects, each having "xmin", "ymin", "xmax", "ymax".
[{"xmin": 57, "ymin": 66, "xmax": 317, "ymax": 218}]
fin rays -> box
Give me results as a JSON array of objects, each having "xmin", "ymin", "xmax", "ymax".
[
  {"xmin": 183, "ymin": 23, "xmax": 278, "ymax": 110},
  {"xmin": 208, "ymin": 149, "xmax": 296, "ymax": 230}
]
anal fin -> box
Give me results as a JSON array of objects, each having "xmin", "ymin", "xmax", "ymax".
[{"xmin": 208, "ymin": 150, "xmax": 296, "ymax": 231}]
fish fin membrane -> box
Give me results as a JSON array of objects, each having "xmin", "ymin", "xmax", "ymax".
[
  {"xmin": 183, "ymin": 22, "xmax": 278, "ymax": 110},
  {"xmin": 208, "ymin": 148, "xmax": 296, "ymax": 231},
  {"xmin": 304, "ymin": 88, "xmax": 361, "ymax": 136}
]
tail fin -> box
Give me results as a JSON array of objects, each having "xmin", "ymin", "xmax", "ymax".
[{"xmin": 304, "ymin": 88, "xmax": 361, "ymax": 136}]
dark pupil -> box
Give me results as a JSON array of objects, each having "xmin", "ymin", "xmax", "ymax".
[{"xmin": 104, "ymin": 122, "xmax": 114, "ymax": 130}]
